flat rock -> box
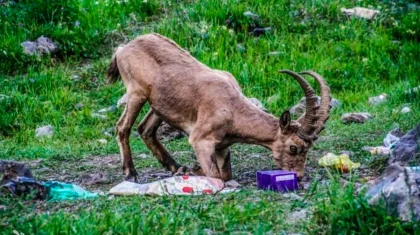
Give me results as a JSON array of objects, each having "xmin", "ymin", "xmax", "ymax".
[
  {"xmin": 35, "ymin": 125, "xmax": 54, "ymax": 138},
  {"xmin": 341, "ymin": 112, "xmax": 373, "ymax": 124}
]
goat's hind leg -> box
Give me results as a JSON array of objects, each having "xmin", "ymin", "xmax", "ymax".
[
  {"xmin": 116, "ymin": 94, "xmax": 146, "ymax": 182},
  {"xmin": 137, "ymin": 109, "xmax": 181, "ymax": 173}
]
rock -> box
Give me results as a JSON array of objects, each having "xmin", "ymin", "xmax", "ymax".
[
  {"xmin": 251, "ymin": 27, "xmax": 272, "ymax": 36},
  {"xmin": 243, "ymin": 11, "xmax": 259, "ymax": 19},
  {"xmin": 157, "ymin": 122, "xmax": 186, "ymax": 141},
  {"xmin": 21, "ymin": 41, "xmax": 38, "ymax": 55},
  {"xmin": 0, "ymin": 160, "xmax": 33, "ymax": 183},
  {"xmin": 103, "ymin": 127, "xmax": 115, "ymax": 137},
  {"xmin": 248, "ymin": 97, "xmax": 268, "ymax": 113},
  {"xmin": 405, "ymin": 86, "xmax": 420, "ymax": 95},
  {"xmin": 341, "ymin": 7, "xmax": 380, "ymax": 20},
  {"xmin": 290, "ymin": 96, "xmax": 341, "ymax": 116},
  {"xmin": 400, "ymin": 107, "xmax": 411, "ymax": 114},
  {"xmin": 97, "ymin": 139, "xmax": 108, "ymax": 144},
  {"xmin": 236, "ymin": 43, "xmax": 246, "ymax": 52},
  {"xmin": 117, "ymin": 93, "xmax": 128, "ymax": 108},
  {"xmin": 74, "ymin": 103, "xmax": 84, "ymax": 110},
  {"xmin": 71, "ymin": 75, "xmax": 81, "ymax": 82},
  {"xmin": 268, "ymin": 51, "xmax": 283, "ymax": 56},
  {"xmin": 35, "ymin": 125, "xmax": 54, "ymax": 138},
  {"xmin": 35, "ymin": 36, "xmax": 57, "ymax": 54},
  {"xmin": 388, "ymin": 124, "xmax": 420, "ymax": 166},
  {"xmin": 367, "ymin": 164, "xmax": 420, "ymax": 221},
  {"xmin": 77, "ymin": 173, "xmax": 109, "ymax": 185},
  {"xmin": 139, "ymin": 154, "xmax": 149, "ymax": 159},
  {"xmin": 21, "ymin": 36, "xmax": 57, "ymax": 56},
  {"xmin": 341, "ymin": 112, "xmax": 373, "ymax": 124},
  {"xmin": 97, "ymin": 105, "xmax": 117, "ymax": 114},
  {"xmin": 267, "ymin": 94, "xmax": 280, "ymax": 104},
  {"xmin": 368, "ymin": 93, "xmax": 387, "ymax": 106},
  {"xmin": 91, "ymin": 113, "xmax": 107, "ymax": 119}
]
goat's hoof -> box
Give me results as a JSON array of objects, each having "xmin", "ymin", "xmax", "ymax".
[
  {"xmin": 124, "ymin": 170, "xmax": 140, "ymax": 183},
  {"xmin": 173, "ymin": 166, "xmax": 195, "ymax": 176}
]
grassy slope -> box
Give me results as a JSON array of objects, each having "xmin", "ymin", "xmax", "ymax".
[{"xmin": 1, "ymin": 0, "xmax": 420, "ymax": 234}]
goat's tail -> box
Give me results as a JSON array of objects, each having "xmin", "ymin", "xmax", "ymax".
[{"xmin": 107, "ymin": 47, "xmax": 123, "ymax": 84}]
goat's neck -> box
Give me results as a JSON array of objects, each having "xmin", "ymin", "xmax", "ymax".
[{"xmin": 233, "ymin": 103, "xmax": 279, "ymax": 147}]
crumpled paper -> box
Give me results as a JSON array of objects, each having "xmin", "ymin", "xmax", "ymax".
[
  {"xmin": 109, "ymin": 176, "xmax": 239, "ymax": 196},
  {"xmin": 318, "ymin": 153, "xmax": 361, "ymax": 173}
]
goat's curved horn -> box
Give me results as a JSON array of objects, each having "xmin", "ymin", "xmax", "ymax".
[
  {"xmin": 279, "ymin": 70, "xmax": 319, "ymax": 141},
  {"xmin": 301, "ymin": 71, "xmax": 332, "ymax": 134}
]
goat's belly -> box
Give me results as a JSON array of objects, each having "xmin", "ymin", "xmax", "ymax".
[{"xmin": 152, "ymin": 108, "xmax": 195, "ymax": 135}]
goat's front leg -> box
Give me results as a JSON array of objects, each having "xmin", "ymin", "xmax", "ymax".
[
  {"xmin": 137, "ymin": 109, "xmax": 181, "ymax": 173},
  {"xmin": 190, "ymin": 139, "xmax": 222, "ymax": 179},
  {"xmin": 215, "ymin": 148, "xmax": 232, "ymax": 181},
  {"xmin": 116, "ymin": 94, "xmax": 146, "ymax": 182}
]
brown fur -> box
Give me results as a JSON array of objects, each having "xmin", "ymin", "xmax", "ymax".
[{"xmin": 109, "ymin": 33, "xmax": 329, "ymax": 181}]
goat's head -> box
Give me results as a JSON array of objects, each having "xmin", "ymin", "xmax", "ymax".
[{"xmin": 270, "ymin": 70, "xmax": 331, "ymax": 179}]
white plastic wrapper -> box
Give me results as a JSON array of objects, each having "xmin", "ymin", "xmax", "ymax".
[{"xmin": 109, "ymin": 176, "xmax": 239, "ymax": 196}]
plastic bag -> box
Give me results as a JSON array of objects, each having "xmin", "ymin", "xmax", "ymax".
[
  {"xmin": 109, "ymin": 176, "xmax": 237, "ymax": 196},
  {"xmin": 44, "ymin": 181, "xmax": 98, "ymax": 201},
  {"xmin": 318, "ymin": 153, "xmax": 361, "ymax": 173}
]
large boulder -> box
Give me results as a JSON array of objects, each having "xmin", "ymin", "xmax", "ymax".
[
  {"xmin": 388, "ymin": 124, "xmax": 420, "ymax": 165},
  {"xmin": 367, "ymin": 164, "xmax": 420, "ymax": 221}
]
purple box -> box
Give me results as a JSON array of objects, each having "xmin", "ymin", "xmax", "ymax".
[{"xmin": 257, "ymin": 170, "xmax": 298, "ymax": 192}]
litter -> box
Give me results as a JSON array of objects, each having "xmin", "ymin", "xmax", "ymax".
[
  {"xmin": 318, "ymin": 153, "xmax": 361, "ymax": 173},
  {"xmin": 257, "ymin": 170, "xmax": 298, "ymax": 192},
  {"xmin": 363, "ymin": 129, "xmax": 402, "ymax": 156},
  {"xmin": 109, "ymin": 176, "xmax": 240, "ymax": 196},
  {"xmin": 44, "ymin": 181, "xmax": 98, "ymax": 201},
  {"xmin": 1, "ymin": 160, "xmax": 98, "ymax": 201}
]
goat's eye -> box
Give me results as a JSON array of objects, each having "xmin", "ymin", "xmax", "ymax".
[{"xmin": 290, "ymin": 146, "xmax": 298, "ymax": 154}]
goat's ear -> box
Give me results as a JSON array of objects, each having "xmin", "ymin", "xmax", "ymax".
[{"xmin": 279, "ymin": 110, "xmax": 291, "ymax": 133}]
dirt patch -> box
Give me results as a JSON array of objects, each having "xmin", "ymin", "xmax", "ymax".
[{"xmin": 21, "ymin": 147, "xmax": 379, "ymax": 193}]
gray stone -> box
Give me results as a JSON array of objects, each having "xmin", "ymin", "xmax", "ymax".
[
  {"xmin": 21, "ymin": 36, "xmax": 57, "ymax": 56},
  {"xmin": 248, "ymin": 97, "xmax": 268, "ymax": 113},
  {"xmin": 268, "ymin": 51, "xmax": 284, "ymax": 56},
  {"xmin": 35, "ymin": 36, "xmax": 57, "ymax": 54},
  {"xmin": 97, "ymin": 139, "xmax": 108, "ymax": 144},
  {"xmin": 35, "ymin": 125, "xmax": 54, "ymax": 138},
  {"xmin": 117, "ymin": 93, "xmax": 128, "ymax": 108},
  {"xmin": 74, "ymin": 103, "xmax": 84, "ymax": 110},
  {"xmin": 290, "ymin": 96, "xmax": 341, "ymax": 116},
  {"xmin": 367, "ymin": 164, "xmax": 420, "ymax": 221},
  {"xmin": 91, "ymin": 113, "xmax": 107, "ymax": 119},
  {"xmin": 21, "ymin": 41, "xmax": 38, "ymax": 55},
  {"xmin": 368, "ymin": 93, "xmax": 387, "ymax": 106},
  {"xmin": 341, "ymin": 112, "xmax": 373, "ymax": 124},
  {"xmin": 388, "ymin": 124, "xmax": 420, "ymax": 166},
  {"xmin": 97, "ymin": 105, "xmax": 117, "ymax": 114},
  {"xmin": 243, "ymin": 11, "xmax": 259, "ymax": 19}
]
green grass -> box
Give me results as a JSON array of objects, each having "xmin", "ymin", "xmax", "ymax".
[{"xmin": 1, "ymin": 0, "xmax": 420, "ymax": 234}]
